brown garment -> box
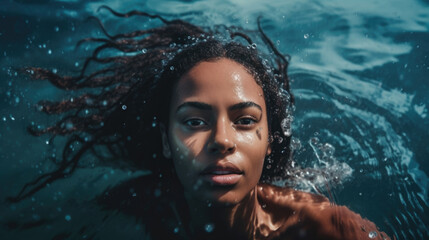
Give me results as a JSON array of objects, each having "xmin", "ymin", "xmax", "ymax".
[
  {"xmin": 99, "ymin": 175, "xmax": 391, "ymax": 240},
  {"xmin": 229, "ymin": 183, "xmax": 391, "ymax": 240}
]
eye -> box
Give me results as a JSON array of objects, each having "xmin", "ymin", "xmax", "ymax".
[
  {"xmin": 235, "ymin": 117, "xmax": 257, "ymax": 126},
  {"xmin": 184, "ymin": 118, "xmax": 207, "ymax": 128}
]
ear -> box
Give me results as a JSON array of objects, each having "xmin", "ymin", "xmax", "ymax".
[
  {"xmin": 266, "ymin": 144, "xmax": 272, "ymax": 156},
  {"xmin": 160, "ymin": 123, "xmax": 171, "ymax": 158}
]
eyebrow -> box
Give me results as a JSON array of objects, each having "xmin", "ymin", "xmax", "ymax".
[
  {"xmin": 176, "ymin": 102, "xmax": 212, "ymax": 113},
  {"xmin": 228, "ymin": 101, "xmax": 262, "ymax": 112},
  {"xmin": 175, "ymin": 101, "xmax": 262, "ymax": 113}
]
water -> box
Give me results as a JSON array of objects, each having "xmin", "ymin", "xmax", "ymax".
[{"xmin": 1, "ymin": 0, "xmax": 428, "ymax": 239}]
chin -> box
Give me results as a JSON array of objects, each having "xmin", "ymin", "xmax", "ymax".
[{"xmin": 200, "ymin": 189, "xmax": 250, "ymax": 207}]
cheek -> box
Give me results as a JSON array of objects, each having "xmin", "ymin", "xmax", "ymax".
[
  {"xmin": 237, "ymin": 130, "xmax": 269, "ymax": 154},
  {"xmin": 237, "ymin": 130, "xmax": 268, "ymax": 176},
  {"xmin": 170, "ymin": 129, "xmax": 207, "ymax": 158},
  {"xmin": 169, "ymin": 127, "xmax": 206, "ymax": 174}
]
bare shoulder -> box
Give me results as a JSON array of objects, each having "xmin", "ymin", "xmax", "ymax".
[{"xmin": 255, "ymin": 184, "xmax": 391, "ymax": 240}]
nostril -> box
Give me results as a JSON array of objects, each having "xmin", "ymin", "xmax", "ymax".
[
  {"xmin": 227, "ymin": 143, "xmax": 237, "ymax": 152},
  {"xmin": 208, "ymin": 141, "xmax": 236, "ymax": 154}
]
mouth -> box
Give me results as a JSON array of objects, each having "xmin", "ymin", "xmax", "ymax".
[{"xmin": 201, "ymin": 164, "xmax": 243, "ymax": 186}]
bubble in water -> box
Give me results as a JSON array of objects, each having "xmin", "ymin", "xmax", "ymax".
[
  {"xmin": 291, "ymin": 137, "xmax": 301, "ymax": 150},
  {"xmin": 141, "ymin": 48, "xmax": 147, "ymax": 54},
  {"xmin": 368, "ymin": 231, "xmax": 377, "ymax": 238},
  {"xmin": 304, "ymin": 34, "xmax": 309, "ymax": 39},
  {"xmin": 54, "ymin": 26, "xmax": 59, "ymax": 32},
  {"xmin": 48, "ymin": 49, "xmax": 52, "ymax": 54},
  {"xmin": 173, "ymin": 227, "xmax": 179, "ymax": 233},
  {"xmin": 170, "ymin": 66, "xmax": 175, "ymax": 70},
  {"xmin": 65, "ymin": 215, "xmax": 71, "ymax": 221},
  {"xmin": 65, "ymin": 121, "xmax": 74, "ymax": 130},
  {"xmin": 122, "ymin": 105, "xmax": 127, "ymax": 110},
  {"xmin": 281, "ymin": 117, "xmax": 292, "ymax": 136},
  {"xmin": 204, "ymin": 223, "xmax": 214, "ymax": 233},
  {"xmin": 322, "ymin": 143, "xmax": 335, "ymax": 156}
]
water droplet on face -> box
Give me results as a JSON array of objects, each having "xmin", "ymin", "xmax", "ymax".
[
  {"xmin": 204, "ymin": 223, "xmax": 214, "ymax": 233},
  {"xmin": 368, "ymin": 231, "xmax": 377, "ymax": 238}
]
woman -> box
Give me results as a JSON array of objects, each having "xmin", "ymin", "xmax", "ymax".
[{"xmin": 14, "ymin": 7, "xmax": 391, "ymax": 240}]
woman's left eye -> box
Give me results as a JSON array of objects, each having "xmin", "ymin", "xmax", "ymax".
[{"xmin": 235, "ymin": 117, "xmax": 256, "ymax": 125}]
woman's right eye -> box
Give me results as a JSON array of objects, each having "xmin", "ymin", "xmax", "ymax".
[{"xmin": 184, "ymin": 118, "xmax": 207, "ymax": 128}]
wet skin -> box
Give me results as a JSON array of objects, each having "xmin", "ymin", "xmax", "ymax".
[
  {"xmin": 162, "ymin": 58, "xmax": 271, "ymax": 206},
  {"xmin": 158, "ymin": 58, "xmax": 391, "ymax": 240}
]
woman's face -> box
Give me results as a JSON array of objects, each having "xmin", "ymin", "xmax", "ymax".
[{"xmin": 162, "ymin": 58, "xmax": 271, "ymax": 205}]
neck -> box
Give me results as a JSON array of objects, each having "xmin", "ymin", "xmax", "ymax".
[{"xmin": 184, "ymin": 188, "xmax": 257, "ymax": 239}]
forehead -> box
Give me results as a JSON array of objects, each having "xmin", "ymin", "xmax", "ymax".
[{"xmin": 171, "ymin": 58, "xmax": 266, "ymax": 108}]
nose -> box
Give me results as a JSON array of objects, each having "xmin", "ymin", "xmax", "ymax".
[{"xmin": 207, "ymin": 117, "xmax": 236, "ymax": 154}]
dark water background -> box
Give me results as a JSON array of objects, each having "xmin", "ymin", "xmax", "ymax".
[{"xmin": 1, "ymin": 0, "xmax": 428, "ymax": 239}]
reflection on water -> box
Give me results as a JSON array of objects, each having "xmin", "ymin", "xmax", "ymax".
[{"xmin": 1, "ymin": 0, "xmax": 428, "ymax": 239}]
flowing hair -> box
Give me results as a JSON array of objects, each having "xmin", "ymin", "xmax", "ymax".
[{"xmin": 9, "ymin": 6, "xmax": 293, "ymax": 202}]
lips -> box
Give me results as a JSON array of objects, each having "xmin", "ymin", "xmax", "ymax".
[{"xmin": 201, "ymin": 163, "xmax": 243, "ymax": 185}]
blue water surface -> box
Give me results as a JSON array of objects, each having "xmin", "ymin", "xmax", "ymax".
[{"xmin": 1, "ymin": 0, "xmax": 428, "ymax": 239}]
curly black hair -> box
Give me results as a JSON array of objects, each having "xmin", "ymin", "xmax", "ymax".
[{"xmin": 10, "ymin": 6, "xmax": 293, "ymax": 202}]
